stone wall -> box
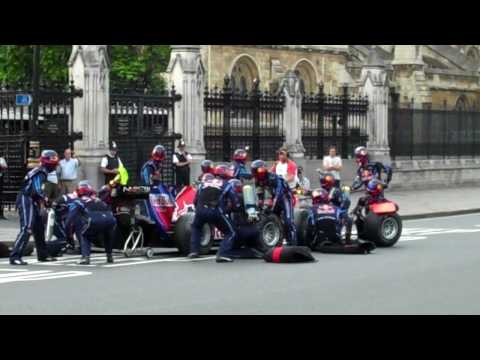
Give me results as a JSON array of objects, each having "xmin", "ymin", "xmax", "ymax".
[{"xmin": 202, "ymin": 45, "xmax": 349, "ymax": 93}]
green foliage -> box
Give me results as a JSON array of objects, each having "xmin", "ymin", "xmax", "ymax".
[{"xmin": 0, "ymin": 45, "xmax": 171, "ymax": 91}]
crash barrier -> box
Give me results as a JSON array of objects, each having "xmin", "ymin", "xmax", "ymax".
[
  {"xmin": 110, "ymin": 87, "xmax": 182, "ymax": 186},
  {"xmin": 389, "ymin": 95, "xmax": 480, "ymax": 160}
]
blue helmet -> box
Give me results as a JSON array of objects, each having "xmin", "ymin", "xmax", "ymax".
[{"xmin": 367, "ymin": 179, "xmax": 384, "ymax": 197}]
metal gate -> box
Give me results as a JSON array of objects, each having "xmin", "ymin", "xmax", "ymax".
[
  {"xmin": 204, "ymin": 77, "xmax": 285, "ymax": 162},
  {"xmin": 0, "ymin": 83, "xmax": 83, "ymax": 206},
  {"xmin": 110, "ymin": 87, "xmax": 182, "ymax": 186},
  {"xmin": 302, "ymin": 85, "xmax": 369, "ymax": 159}
]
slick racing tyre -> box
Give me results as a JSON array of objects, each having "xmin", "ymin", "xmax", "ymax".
[
  {"xmin": 294, "ymin": 209, "xmax": 310, "ymax": 247},
  {"xmin": 0, "ymin": 242, "xmax": 9, "ymax": 258},
  {"xmin": 257, "ymin": 214, "xmax": 284, "ymax": 249},
  {"xmin": 365, "ymin": 212, "xmax": 402, "ymax": 247},
  {"xmin": 174, "ymin": 212, "xmax": 214, "ymax": 256}
]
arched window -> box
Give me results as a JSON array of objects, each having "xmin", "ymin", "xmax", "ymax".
[
  {"xmin": 230, "ymin": 55, "xmax": 260, "ymax": 94},
  {"xmin": 293, "ymin": 60, "xmax": 318, "ymax": 95},
  {"xmin": 466, "ymin": 47, "xmax": 479, "ymax": 63},
  {"xmin": 456, "ymin": 95, "xmax": 469, "ymax": 111}
]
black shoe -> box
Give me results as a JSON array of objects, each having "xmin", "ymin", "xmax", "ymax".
[
  {"xmin": 106, "ymin": 254, "xmax": 114, "ymax": 264},
  {"xmin": 38, "ymin": 256, "xmax": 57, "ymax": 262},
  {"xmin": 187, "ymin": 253, "xmax": 200, "ymax": 259},
  {"xmin": 216, "ymin": 255, "xmax": 233, "ymax": 263},
  {"xmin": 10, "ymin": 259, "xmax": 28, "ymax": 266},
  {"xmin": 77, "ymin": 257, "xmax": 90, "ymax": 265},
  {"xmin": 66, "ymin": 247, "xmax": 81, "ymax": 255}
]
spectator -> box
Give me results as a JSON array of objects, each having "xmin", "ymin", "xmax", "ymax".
[
  {"xmin": 271, "ymin": 147, "xmax": 299, "ymax": 190},
  {"xmin": 58, "ymin": 148, "xmax": 81, "ymax": 195},
  {"xmin": 297, "ymin": 166, "xmax": 311, "ymax": 192},
  {"xmin": 0, "ymin": 155, "xmax": 7, "ymax": 220},
  {"xmin": 173, "ymin": 140, "xmax": 192, "ymax": 191},
  {"xmin": 323, "ymin": 145, "xmax": 343, "ymax": 188},
  {"xmin": 100, "ymin": 141, "xmax": 123, "ymax": 185}
]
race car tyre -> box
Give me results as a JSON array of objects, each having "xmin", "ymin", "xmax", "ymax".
[
  {"xmin": 355, "ymin": 219, "xmax": 367, "ymax": 240},
  {"xmin": 294, "ymin": 209, "xmax": 310, "ymax": 247},
  {"xmin": 257, "ymin": 214, "xmax": 284, "ymax": 249},
  {"xmin": 174, "ymin": 213, "xmax": 214, "ymax": 256},
  {"xmin": 365, "ymin": 212, "xmax": 402, "ymax": 247}
]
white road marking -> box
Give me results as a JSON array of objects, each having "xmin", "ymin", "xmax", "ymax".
[
  {"xmin": 103, "ymin": 256, "xmax": 217, "ymax": 268},
  {"xmin": 0, "ymin": 270, "xmax": 91, "ymax": 284}
]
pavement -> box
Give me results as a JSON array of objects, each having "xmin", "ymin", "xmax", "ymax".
[{"xmin": 1, "ymin": 213, "xmax": 480, "ymax": 314}]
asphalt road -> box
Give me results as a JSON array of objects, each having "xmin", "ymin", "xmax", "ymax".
[{"xmin": 1, "ymin": 213, "xmax": 480, "ymax": 315}]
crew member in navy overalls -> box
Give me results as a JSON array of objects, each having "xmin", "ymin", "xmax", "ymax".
[
  {"xmin": 353, "ymin": 147, "xmax": 393, "ymax": 188},
  {"xmin": 232, "ymin": 149, "xmax": 252, "ymax": 181},
  {"xmin": 319, "ymin": 173, "xmax": 353, "ymax": 244},
  {"xmin": 189, "ymin": 165, "xmax": 240, "ymax": 263},
  {"xmin": 10, "ymin": 150, "xmax": 60, "ymax": 265},
  {"xmin": 64, "ymin": 181, "xmax": 116, "ymax": 265},
  {"xmin": 197, "ymin": 160, "xmax": 215, "ymax": 182},
  {"xmin": 251, "ymin": 160, "xmax": 297, "ymax": 246},
  {"xmin": 141, "ymin": 145, "xmax": 166, "ymax": 187},
  {"xmin": 52, "ymin": 191, "xmax": 79, "ymax": 254}
]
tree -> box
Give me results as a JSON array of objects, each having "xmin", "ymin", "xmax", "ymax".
[{"xmin": 0, "ymin": 45, "xmax": 171, "ymax": 91}]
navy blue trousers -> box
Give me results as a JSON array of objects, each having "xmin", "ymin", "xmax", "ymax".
[
  {"xmin": 71, "ymin": 212, "xmax": 117, "ymax": 257},
  {"xmin": 191, "ymin": 207, "xmax": 236, "ymax": 256},
  {"xmin": 274, "ymin": 196, "xmax": 297, "ymax": 246},
  {"xmin": 10, "ymin": 194, "xmax": 49, "ymax": 261}
]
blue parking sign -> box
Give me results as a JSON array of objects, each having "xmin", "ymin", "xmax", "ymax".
[{"xmin": 16, "ymin": 94, "xmax": 32, "ymax": 106}]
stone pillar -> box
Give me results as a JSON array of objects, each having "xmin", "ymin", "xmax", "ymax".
[
  {"xmin": 279, "ymin": 70, "xmax": 305, "ymax": 165},
  {"xmin": 359, "ymin": 50, "xmax": 391, "ymax": 164},
  {"xmin": 166, "ymin": 45, "xmax": 206, "ymax": 181},
  {"xmin": 68, "ymin": 45, "xmax": 110, "ymax": 190}
]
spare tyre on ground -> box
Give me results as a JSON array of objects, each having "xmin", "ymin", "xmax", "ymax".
[{"xmin": 256, "ymin": 213, "xmax": 284, "ymax": 249}]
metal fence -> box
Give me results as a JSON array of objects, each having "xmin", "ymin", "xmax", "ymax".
[
  {"xmin": 389, "ymin": 97, "xmax": 480, "ymax": 160},
  {"xmin": 110, "ymin": 87, "xmax": 182, "ymax": 186},
  {"xmin": 0, "ymin": 82, "xmax": 83, "ymax": 207},
  {"xmin": 204, "ymin": 78, "xmax": 285, "ymax": 162},
  {"xmin": 302, "ymin": 85, "xmax": 369, "ymax": 159}
]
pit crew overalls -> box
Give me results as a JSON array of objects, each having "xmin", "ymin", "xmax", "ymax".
[
  {"xmin": 10, "ymin": 166, "xmax": 50, "ymax": 261},
  {"xmin": 190, "ymin": 177, "xmax": 240, "ymax": 256},
  {"xmin": 307, "ymin": 203, "xmax": 344, "ymax": 245},
  {"xmin": 141, "ymin": 160, "xmax": 162, "ymax": 187},
  {"xmin": 353, "ymin": 161, "xmax": 393, "ymax": 190},
  {"xmin": 256, "ymin": 173, "xmax": 297, "ymax": 246},
  {"xmin": 233, "ymin": 161, "xmax": 252, "ymax": 181},
  {"xmin": 326, "ymin": 186, "xmax": 353, "ymax": 239},
  {"xmin": 65, "ymin": 196, "xmax": 117, "ymax": 258}
]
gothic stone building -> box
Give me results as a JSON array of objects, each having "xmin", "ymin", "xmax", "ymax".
[{"xmin": 200, "ymin": 45, "xmax": 480, "ymax": 110}]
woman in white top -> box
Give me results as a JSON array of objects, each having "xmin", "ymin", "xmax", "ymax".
[{"xmin": 322, "ymin": 146, "xmax": 343, "ymax": 187}]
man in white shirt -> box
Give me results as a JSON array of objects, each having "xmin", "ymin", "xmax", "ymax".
[
  {"xmin": 173, "ymin": 140, "xmax": 193, "ymax": 191},
  {"xmin": 323, "ymin": 145, "xmax": 343, "ymax": 187},
  {"xmin": 58, "ymin": 148, "xmax": 81, "ymax": 195}
]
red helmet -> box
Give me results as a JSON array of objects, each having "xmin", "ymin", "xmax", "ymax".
[
  {"xmin": 40, "ymin": 150, "xmax": 59, "ymax": 171},
  {"xmin": 201, "ymin": 160, "xmax": 214, "ymax": 174},
  {"xmin": 233, "ymin": 149, "xmax": 248, "ymax": 163},
  {"xmin": 311, "ymin": 188, "xmax": 330, "ymax": 205},
  {"xmin": 251, "ymin": 160, "xmax": 269, "ymax": 182},
  {"xmin": 76, "ymin": 180, "xmax": 95, "ymax": 197},
  {"xmin": 367, "ymin": 179, "xmax": 384, "ymax": 197},
  {"xmin": 152, "ymin": 145, "xmax": 166, "ymax": 162},
  {"xmin": 320, "ymin": 173, "xmax": 336, "ymax": 191},
  {"xmin": 355, "ymin": 146, "xmax": 369, "ymax": 166},
  {"xmin": 228, "ymin": 179, "xmax": 243, "ymax": 193},
  {"xmin": 214, "ymin": 164, "xmax": 233, "ymax": 180}
]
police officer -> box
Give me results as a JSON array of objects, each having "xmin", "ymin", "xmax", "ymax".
[
  {"xmin": 173, "ymin": 140, "xmax": 192, "ymax": 192},
  {"xmin": 65, "ymin": 181, "xmax": 116, "ymax": 265},
  {"xmin": 10, "ymin": 150, "xmax": 59, "ymax": 265},
  {"xmin": 251, "ymin": 159, "xmax": 298, "ymax": 246},
  {"xmin": 100, "ymin": 141, "xmax": 124, "ymax": 185},
  {"xmin": 232, "ymin": 148, "xmax": 252, "ymax": 181},
  {"xmin": 141, "ymin": 145, "xmax": 166, "ymax": 187},
  {"xmin": 189, "ymin": 165, "xmax": 240, "ymax": 263}
]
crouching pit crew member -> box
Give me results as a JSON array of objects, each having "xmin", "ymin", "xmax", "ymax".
[
  {"xmin": 198, "ymin": 159, "xmax": 215, "ymax": 182},
  {"xmin": 251, "ymin": 160, "xmax": 297, "ymax": 246},
  {"xmin": 354, "ymin": 147, "xmax": 392, "ymax": 187},
  {"xmin": 189, "ymin": 165, "xmax": 239, "ymax": 263},
  {"xmin": 65, "ymin": 181, "xmax": 117, "ymax": 265},
  {"xmin": 10, "ymin": 150, "xmax": 59, "ymax": 265}
]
